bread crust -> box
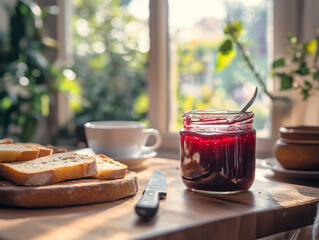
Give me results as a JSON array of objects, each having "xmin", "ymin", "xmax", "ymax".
[
  {"xmin": 94, "ymin": 154, "xmax": 127, "ymax": 180},
  {"xmin": 0, "ymin": 144, "xmax": 40, "ymax": 162},
  {"xmin": 16, "ymin": 143, "xmax": 53, "ymax": 157},
  {"xmin": 0, "ymin": 153, "xmax": 98, "ymax": 186},
  {"xmin": 0, "ymin": 138, "xmax": 13, "ymax": 144},
  {"xmin": 45, "ymin": 145, "xmax": 67, "ymax": 154},
  {"xmin": 0, "ymin": 166, "xmax": 55, "ymax": 186}
]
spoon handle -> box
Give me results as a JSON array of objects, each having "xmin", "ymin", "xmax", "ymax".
[{"xmin": 240, "ymin": 87, "xmax": 258, "ymax": 112}]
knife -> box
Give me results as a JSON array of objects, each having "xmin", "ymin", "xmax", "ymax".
[{"xmin": 135, "ymin": 170, "xmax": 167, "ymax": 218}]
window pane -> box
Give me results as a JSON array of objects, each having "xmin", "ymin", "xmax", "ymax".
[
  {"xmin": 168, "ymin": 0, "xmax": 273, "ymax": 137},
  {"xmin": 72, "ymin": 0, "xmax": 149, "ymax": 125}
]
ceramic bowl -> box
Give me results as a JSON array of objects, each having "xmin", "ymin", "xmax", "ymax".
[{"xmin": 274, "ymin": 126, "xmax": 319, "ymax": 170}]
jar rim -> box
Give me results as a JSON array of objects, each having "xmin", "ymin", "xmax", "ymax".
[
  {"xmin": 183, "ymin": 109, "xmax": 253, "ymax": 117},
  {"xmin": 182, "ymin": 109, "xmax": 254, "ymax": 129}
]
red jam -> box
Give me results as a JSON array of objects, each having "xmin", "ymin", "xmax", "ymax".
[{"xmin": 179, "ymin": 110, "xmax": 256, "ymax": 194}]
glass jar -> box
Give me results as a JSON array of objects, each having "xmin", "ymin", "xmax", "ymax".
[{"xmin": 179, "ymin": 110, "xmax": 256, "ymax": 194}]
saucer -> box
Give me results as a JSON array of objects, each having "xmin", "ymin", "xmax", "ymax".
[
  {"xmin": 74, "ymin": 148, "xmax": 157, "ymax": 170},
  {"xmin": 262, "ymin": 158, "xmax": 319, "ymax": 179},
  {"xmin": 114, "ymin": 151, "xmax": 157, "ymax": 170}
]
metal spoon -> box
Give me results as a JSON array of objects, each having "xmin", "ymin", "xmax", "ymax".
[{"xmin": 240, "ymin": 87, "xmax": 258, "ymax": 112}]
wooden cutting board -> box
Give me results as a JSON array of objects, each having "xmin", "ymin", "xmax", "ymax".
[{"xmin": 0, "ymin": 171, "xmax": 138, "ymax": 208}]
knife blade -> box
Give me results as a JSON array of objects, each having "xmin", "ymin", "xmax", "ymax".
[{"xmin": 135, "ymin": 170, "xmax": 167, "ymax": 218}]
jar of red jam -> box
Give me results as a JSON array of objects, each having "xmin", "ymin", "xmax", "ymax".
[{"xmin": 179, "ymin": 110, "xmax": 256, "ymax": 194}]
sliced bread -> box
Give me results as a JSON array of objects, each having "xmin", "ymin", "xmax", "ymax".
[
  {"xmin": 0, "ymin": 138, "xmax": 13, "ymax": 144},
  {"xmin": 0, "ymin": 144, "xmax": 40, "ymax": 163},
  {"xmin": 17, "ymin": 143, "xmax": 53, "ymax": 157},
  {"xmin": 0, "ymin": 152, "xmax": 98, "ymax": 186},
  {"xmin": 46, "ymin": 144, "xmax": 67, "ymax": 154},
  {"xmin": 94, "ymin": 154, "xmax": 127, "ymax": 180}
]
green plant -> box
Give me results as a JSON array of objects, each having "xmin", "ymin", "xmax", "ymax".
[
  {"xmin": 0, "ymin": 0, "xmax": 80, "ymax": 142},
  {"xmin": 272, "ymin": 33, "xmax": 319, "ymax": 100},
  {"xmin": 173, "ymin": 17, "xmax": 269, "ymax": 132},
  {"xmin": 72, "ymin": 0, "xmax": 148, "ymax": 126},
  {"xmin": 216, "ymin": 20, "xmax": 319, "ymax": 101}
]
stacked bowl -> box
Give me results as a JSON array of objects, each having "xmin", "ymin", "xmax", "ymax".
[{"xmin": 274, "ymin": 126, "xmax": 319, "ymax": 170}]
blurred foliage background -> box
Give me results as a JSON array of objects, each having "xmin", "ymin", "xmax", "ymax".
[
  {"xmin": 0, "ymin": 0, "xmax": 283, "ymax": 144},
  {"xmin": 0, "ymin": 0, "xmax": 149, "ymax": 145},
  {"xmin": 72, "ymin": 0, "xmax": 149, "ymax": 127},
  {"xmin": 172, "ymin": 2, "xmax": 270, "ymax": 133},
  {"xmin": 0, "ymin": 0, "xmax": 79, "ymax": 143}
]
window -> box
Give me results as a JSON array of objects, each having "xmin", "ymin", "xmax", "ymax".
[
  {"xmin": 54, "ymin": 0, "xmax": 315, "ymax": 158},
  {"xmin": 168, "ymin": 0, "xmax": 272, "ymax": 137},
  {"xmin": 71, "ymin": 0, "xmax": 150, "ymax": 130},
  {"xmin": 148, "ymin": 0, "xmax": 304, "ymax": 158}
]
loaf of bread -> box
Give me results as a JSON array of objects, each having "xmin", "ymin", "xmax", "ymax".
[
  {"xmin": 0, "ymin": 144, "xmax": 40, "ymax": 162},
  {"xmin": 94, "ymin": 154, "xmax": 127, "ymax": 180},
  {"xmin": 17, "ymin": 143, "xmax": 53, "ymax": 157},
  {"xmin": 0, "ymin": 152, "xmax": 98, "ymax": 186}
]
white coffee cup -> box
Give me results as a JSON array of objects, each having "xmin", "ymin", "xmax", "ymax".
[{"xmin": 84, "ymin": 121, "xmax": 162, "ymax": 159}]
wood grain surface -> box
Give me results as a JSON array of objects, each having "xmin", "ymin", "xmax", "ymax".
[{"xmin": 0, "ymin": 157, "xmax": 319, "ymax": 240}]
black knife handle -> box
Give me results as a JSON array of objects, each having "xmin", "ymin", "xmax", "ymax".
[{"xmin": 135, "ymin": 191, "xmax": 159, "ymax": 218}]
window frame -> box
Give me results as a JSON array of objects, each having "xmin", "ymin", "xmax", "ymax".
[
  {"xmin": 148, "ymin": 0, "xmax": 302, "ymax": 159},
  {"xmin": 54, "ymin": 0, "xmax": 317, "ymax": 158}
]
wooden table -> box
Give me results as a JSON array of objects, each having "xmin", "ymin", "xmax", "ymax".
[{"xmin": 1, "ymin": 158, "xmax": 319, "ymax": 240}]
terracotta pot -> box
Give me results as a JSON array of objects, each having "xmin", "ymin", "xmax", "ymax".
[{"xmin": 274, "ymin": 126, "xmax": 319, "ymax": 170}]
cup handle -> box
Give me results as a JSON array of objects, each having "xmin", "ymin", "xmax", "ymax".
[{"xmin": 141, "ymin": 128, "xmax": 162, "ymax": 152}]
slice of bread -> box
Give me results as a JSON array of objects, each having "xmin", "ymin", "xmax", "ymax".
[
  {"xmin": 46, "ymin": 145, "xmax": 67, "ymax": 154},
  {"xmin": 17, "ymin": 143, "xmax": 53, "ymax": 157},
  {"xmin": 0, "ymin": 152, "xmax": 98, "ymax": 186},
  {"xmin": 0, "ymin": 144, "xmax": 40, "ymax": 163},
  {"xmin": 94, "ymin": 154, "xmax": 127, "ymax": 180},
  {"xmin": 0, "ymin": 138, "xmax": 13, "ymax": 144}
]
